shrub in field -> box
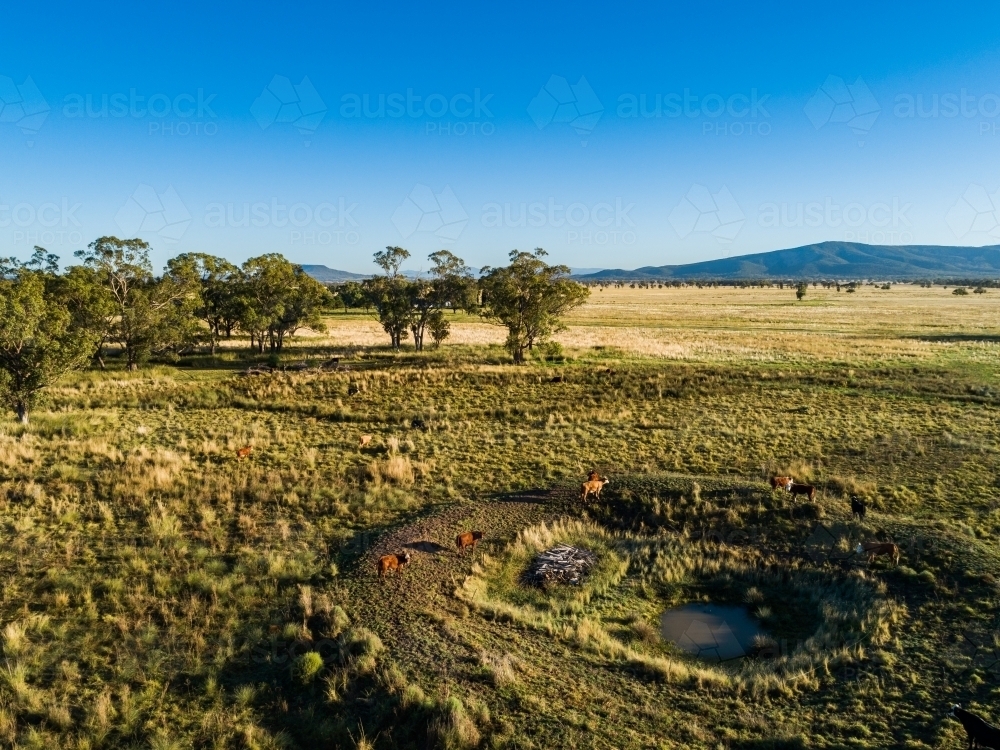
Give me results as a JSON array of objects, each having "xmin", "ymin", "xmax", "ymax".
[{"xmin": 295, "ymin": 651, "xmax": 326, "ymax": 683}]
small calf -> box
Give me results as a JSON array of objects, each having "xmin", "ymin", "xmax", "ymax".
[
  {"xmin": 788, "ymin": 483, "xmax": 815, "ymax": 501},
  {"xmin": 236, "ymin": 446, "xmax": 253, "ymax": 460},
  {"xmin": 949, "ymin": 704, "xmax": 1000, "ymax": 749},
  {"xmin": 359, "ymin": 434, "xmax": 373, "ymax": 448},
  {"xmin": 856, "ymin": 541, "xmax": 900, "ymax": 566},
  {"xmin": 770, "ymin": 476, "xmax": 793, "ymax": 491},
  {"xmin": 456, "ymin": 531, "xmax": 484, "ymax": 553},
  {"xmin": 581, "ymin": 478, "xmax": 610, "ymax": 501},
  {"xmin": 377, "ymin": 551, "xmax": 411, "ymax": 579},
  {"xmin": 850, "ymin": 494, "xmax": 867, "ymax": 520}
]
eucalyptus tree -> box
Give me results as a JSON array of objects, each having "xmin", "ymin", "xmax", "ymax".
[
  {"xmin": 0, "ymin": 249, "xmax": 100, "ymax": 422},
  {"xmin": 479, "ymin": 249, "xmax": 589, "ymax": 363}
]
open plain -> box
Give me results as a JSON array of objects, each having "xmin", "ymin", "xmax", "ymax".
[{"xmin": 2, "ymin": 283, "xmax": 1000, "ymax": 749}]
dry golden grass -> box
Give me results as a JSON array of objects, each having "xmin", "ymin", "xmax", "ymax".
[
  {"xmin": 305, "ymin": 284, "xmax": 1000, "ymax": 364},
  {"xmin": 0, "ymin": 284, "xmax": 996, "ymax": 748}
]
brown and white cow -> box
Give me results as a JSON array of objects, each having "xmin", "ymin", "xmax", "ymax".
[
  {"xmin": 770, "ymin": 475, "xmax": 793, "ymax": 491},
  {"xmin": 377, "ymin": 551, "xmax": 412, "ymax": 579},
  {"xmin": 856, "ymin": 541, "xmax": 900, "ymax": 565}
]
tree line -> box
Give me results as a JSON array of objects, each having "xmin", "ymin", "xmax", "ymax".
[
  {"xmin": 336, "ymin": 247, "xmax": 588, "ymax": 363},
  {"xmin": 0, "ymin": 241, "xmax": 588, "ymax": 422}
]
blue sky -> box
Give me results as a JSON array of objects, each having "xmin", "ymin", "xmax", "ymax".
[{"xmin": 3, "ymin": 1, "xmax": 1000, "ymax": 273}]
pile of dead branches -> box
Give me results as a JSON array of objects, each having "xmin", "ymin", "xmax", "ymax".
[{"xmin": 524, "ymin": 544, "xmax": 597, "ymax": 586}]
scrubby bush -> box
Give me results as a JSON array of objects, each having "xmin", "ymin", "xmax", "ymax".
[{"xmin": 295, "ymin": 651, "xmax": 326, "ymax": 683}]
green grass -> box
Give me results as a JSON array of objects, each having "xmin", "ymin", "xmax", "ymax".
[{"xmin": 0, "ymin": 287, "xmax": 999, "ymax": 747}]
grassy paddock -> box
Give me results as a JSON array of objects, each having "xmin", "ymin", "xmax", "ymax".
[
  {"xmin": 0, "ymin": 286, "xmax": 996, "ymax": 747},
  {"xmin": 458, "ymin": 514, "xmax": 900, "ymax": 695}
]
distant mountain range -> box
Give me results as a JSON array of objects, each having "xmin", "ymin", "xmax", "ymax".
[
  {"xmin": 299, "ymin": 265, "xmax": 368, "ymax": 282},
  {"xmin": 303, "ymin": 244, "xmax": 1000, "ymax": 285},
  {"xmin": 575, "ymin": 242, "xmax": 1000, "ymax": 281}
]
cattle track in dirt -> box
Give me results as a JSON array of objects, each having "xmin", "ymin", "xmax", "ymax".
[{"xmin": 344, "ymin": 487, "xmax": 577, "ymax": 651}]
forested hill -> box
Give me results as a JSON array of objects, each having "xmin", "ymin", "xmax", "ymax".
[{"xmin": 576, "ymin": 242, "xmax": 1000, "ymax": 280}]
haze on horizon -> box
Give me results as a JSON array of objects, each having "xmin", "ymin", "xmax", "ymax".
[{"xmin": 3, "ymin": 1, "xmax": 1000, "ymax": 274}]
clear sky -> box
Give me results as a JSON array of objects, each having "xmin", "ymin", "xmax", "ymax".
[{"xmin": 3, "ymin": 1, "xmax": 1000, "ymax": 273}]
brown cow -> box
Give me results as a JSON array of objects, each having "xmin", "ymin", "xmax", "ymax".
[
  {"xmin": 236, "ymin": 446, "xmax": 253, "ymax": 460},
  {"xmin": 581, "ymin": 478, "xmax": 610, "ymax": 501},
  {"xmin": 788, "ymin": 483, "xmax": 815, "ymax": 501},
  {"xmin": 359, "ymin": 434, "xmax": 373, "ymax": 448},
  {"xmin": 377, "ymin": 551, "xmax": 411, "ymax": 579},
  {"xmin": 588, "ymin": 470, "xmax": 601, "ymax": 482},
  {"xmin": 770, "ymin": 475, "xmax": 793, "ymax": 490},
  {"xmin": 456, "ymin": 531, "xmax": 484, "ymax": 553},
  {"xmin": 856, "ymin": 541, "xmax": 899, "ymax": 565}
]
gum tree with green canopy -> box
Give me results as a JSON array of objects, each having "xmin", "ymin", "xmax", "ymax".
[
  {"xmin": 57, "ymin": 264, "xmax": 116, "ymax": 368},
  {"xmin": 236, "ymin": 254, "xmax": 331, "ymax": 352},
  {"xmin": 364, "ymin": 246, "xmax": 414, "ymax": 350},
  {"xmin": 335, "ymin": 280, "xmax": 368, "ymax": 314},
  {"xmin": 74, "ymin": 237, "xmax": 200, "ymax": 370},
  {"xmin": 408, "ymin": 250, "xmax": 477, "ymax": 351},
  {"xmin": 167, "ymin": 253, "xmax": 241, "ymax": 354},
  {"xmin": 0, "ymin": 249, "xmax": 100, "ymax": 423},
  {"xmin": 478, "ymin": 249, "xmax": 590, "ymax": 364}
]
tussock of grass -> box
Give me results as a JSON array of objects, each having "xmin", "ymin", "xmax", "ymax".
[
  {"xmin": 478, "ymin": 651, "xmax": 521, "ymax": 687},
  {"xmin": 429, "ymin": 696, "xmax": 481, "ymax": 750}
]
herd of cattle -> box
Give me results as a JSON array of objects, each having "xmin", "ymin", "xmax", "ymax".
[
  {"xmin": 367, "ymin": 463, "xmax": 997, "ymax": 745},
  {"xmin": 232, "ymin": 448, "xmax": 891, "ymax": 569},
  {"xmin": 373, "ymin": 471, "xmax": 905, "ymax": 582},
  {"xmin": 377, "ymin": 530, "xmax": 483, "ymax": 580},
  {"xmin": 769, "ymin": 474, "xmax": 901, "ymax": 565}
]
